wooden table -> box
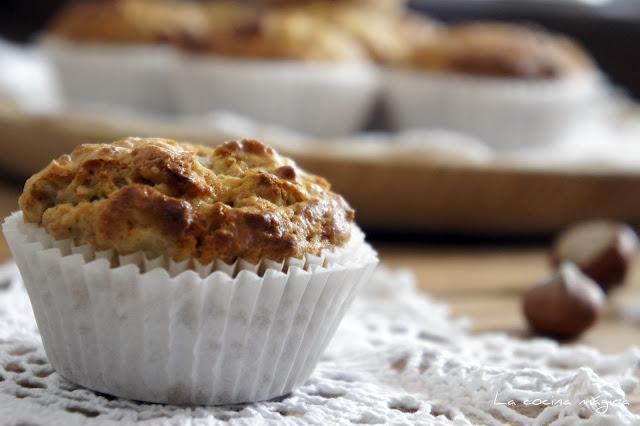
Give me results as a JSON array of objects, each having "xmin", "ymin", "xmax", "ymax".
[
  {"xmin": 381, "ymin": 245, "xmax": 640, "ymax": 354},
  {"xmin": 2, "ymin": 182, "xmax": 640, "ymax": 354}
]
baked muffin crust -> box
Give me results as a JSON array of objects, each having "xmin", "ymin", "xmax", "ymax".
[
  {"xmin": 289, "ymin": 2, "xmax": 440, "ymax": 64},
  {"xmin": 407, "ymin": 23, "xmax": 592, "ymax": 79},
  {"xmin": 190, "ymin": 2, "xmax": 368, "ymax": 62},
  {"xmin": 254, "ymin": 0, "xmax": 408, "ymax": 11},
  {"xmin": 49, "ymin": 0, "xmax": 209, "ymax": 44},
  {"xmin": 184, "ymin": 0, "xmax": 436, "ymax": 63},
  {"xmin": 20, "ymin": 138, "xmax": 355, "ymax": 264}
]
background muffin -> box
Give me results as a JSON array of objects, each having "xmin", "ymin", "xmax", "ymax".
[
  {"xmin": 274, "ymin": 1, "xmax": 440, "ymax": 65},
  {"xmin": 193, "ymin": 1, "xmax": 367, "ymax": 62},
  {"xmin": 49, "ymin": 0, "xmax": 209, "ymax": 44},
  {"xmin": 386, "ymin": 22, "xmax": 605, "ymax": 148},
  {"xmin": 194, "ymin": 0, "xmax": 438, "ymax": 64},
  {"xmin": 43, "ymin": 0, "xmax": 209, "ymax": 113},
  {"xmin": 253, "ymin": 0, "xmax": 408, "ymax": 9},
  {"xmin": 174, "ymin": 0, "xmax": 381, "ymax": 137},
  {"xmin": 408, "ymin": 23, "xmax": 591, "ymax": 79},
  {"xmin": 4, "ymin": 137, "xmax": 377, "ymax": 405}
]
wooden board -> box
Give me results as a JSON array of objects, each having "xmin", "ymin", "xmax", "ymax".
[
  {"xmin": 297, "ymin": 156, "xmax": 640, "ymax": 234},
  {"xmin": 1, "ymin": 103, "xmax": 640, "ymax": 235}
]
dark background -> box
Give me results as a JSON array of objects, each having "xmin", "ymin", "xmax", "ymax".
[{"xmin": 0, "ymin": 0, "xmax": 639, "ymax": 99}]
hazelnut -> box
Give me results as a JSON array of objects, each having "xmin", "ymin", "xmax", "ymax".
[
  {"xmin": 523, "ymin": 262, "xmax": 605, "ymax": 340},
  {"xmin": 551, "ymin": 220, "xmax": 638, "ymax": 293}
]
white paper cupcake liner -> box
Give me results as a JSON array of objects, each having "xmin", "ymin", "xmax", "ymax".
[
  {"xmin": 174, "ymin": 55, "xmax": 381, "ymax": 138},
  {"xmin": 41, "ymin": 38, "xmax": 178, "ymax": 115},
  {"xmin": 2, "ymin": 211, "xmax": 378, "ymax": 405},
  {"xmin": 385, "ymin": 69, "xmax": 607, "ymax": 148}
]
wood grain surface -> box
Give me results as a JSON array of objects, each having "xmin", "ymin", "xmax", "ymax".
[{"xmin": 296, "ymin": 154, "xmax": 640, "ymax": 235}]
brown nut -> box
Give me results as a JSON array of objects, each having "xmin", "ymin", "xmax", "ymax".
[
  {"xmin": 551, "ymin": 220, "xmax": 638, "ymax": 293},
  {"xmin": 523, "ymin": 262, "xmax": 605, "ymax": 340}
]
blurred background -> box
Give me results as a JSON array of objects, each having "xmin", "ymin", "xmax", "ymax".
[{"xmin": 1, "ymin": 0, "xmax": 639, "ymax": 97}]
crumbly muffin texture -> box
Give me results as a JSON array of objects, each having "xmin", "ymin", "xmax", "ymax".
[
  {"xmin": 407, "ymin": 23, "xmax": 592, "ymax": 79},
  {"xmin": 19, "ymin": 138, "xmax": 355, "ymax": 264},
  {"xmin": 50, "ymin": 0, "xmax": 209, "ymax": 44}
]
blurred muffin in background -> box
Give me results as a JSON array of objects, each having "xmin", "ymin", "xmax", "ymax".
[
  {"xmin": 44, "ymin": 0, "xmax": 209, "ymax": 114},
  {"xmin": 49, "ymin": 0, "xmax": 208, "ymax": 44},
  {"xmin": 254, "ymin": 0, "xmax": 408, "ymax": 10},
  {"xmin": 174, "ymin": 0, "xmax": 394, "ymax": 137},
  {"xmin": 281, "ymin": 1, "xmax": 441, "ymax": 65},
  {"xmin": 409, "ymin": 23, "xmax": 591, "ymax": 79},
  {"xmin": 386, "ymin": 22, "xmax": 605, "ymax": 148},
  {"xmin": 195, "ymin": 1, "xmax": 369, "ymax": 62}
]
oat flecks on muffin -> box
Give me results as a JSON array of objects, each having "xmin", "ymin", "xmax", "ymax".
[
  {"xmin": 408, "ymin": 23, "xmax": 592, "ymax": 79},
  {"xmin": 19, "ymin": 138, "xmax": 355, "ymax": 264},
  {"xmin": 49, "ymin": 0, "xmax": 209, "ymax": 44}
]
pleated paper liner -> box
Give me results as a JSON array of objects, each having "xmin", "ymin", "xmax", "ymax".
[
  {"xmin": 41, "ymin": 38, "xmax": 179, "ymax": 115},
  {"xmin": 385, "ymin": 68, "xmax": 606, "ymax": 148},
  {"xmin": 173, "ymin": 55, "xmax": 381, "ymax": 138},
  {"xmin": 2, "ymin": 211, "xmax": 378, "ymax": 405}
]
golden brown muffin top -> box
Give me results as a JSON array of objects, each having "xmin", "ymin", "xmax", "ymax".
[
  {"xmin": 189, "ymin": 1, "xmax": 369, "ymax": 62},
  {"xmin": 49, "ymin": 0, "xmax": 209, "ymax": 44},
  {"xmin": 304, "ymin": 4, "xmax": 440, "ymax": 64},
  {"xmin": 19, "ymin": 138, "xmax": 355, "ymax": 264},
  {"xmin": 254, "ymin": 0, "xmax": 407, "ymax": 10},
  {"xmin": 407, "ymin": 23, "xmax": 593, "ymax": 79},
  {"xmin": 187, "ymin": 0, "xmax": 438, "ymax": 63}
]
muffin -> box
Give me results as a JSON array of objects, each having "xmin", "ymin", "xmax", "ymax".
[
  {"xmin": 174, "ymin": 1, "xmax": 381, "ymax": 137},
  {"xmin": 255, "ymin": 0, "xmax": 408, "ymax": 10},
  {"xmin": 3, "ymin": 137, "xmax": 378, "ymax": 405},
  {"xmin": 409, "ymin": 22, "xmax": 591, "ymax": 79},
  {"xmin": 43, "ymin": 0, "xmax": 209, "ymax": 113},
  {"xmin": 292, "ymin": 1, "xmax": 440, "ymax": 65},
  {"xmin": 386, "ymin": 22, "xmax": 605, "ymax": 148}
]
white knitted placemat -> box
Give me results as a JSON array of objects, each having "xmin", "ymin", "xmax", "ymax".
[{"xmin": 0, "ymin": 262, "xmax": 639, "ymax": 425}]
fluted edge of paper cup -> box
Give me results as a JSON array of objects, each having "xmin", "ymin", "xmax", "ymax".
[
  {"xmin": 173, "ymin": 55, "xmax": 381, "ymax": 138},
  {"xmin": 385, "ymin": 68, "xmax": 608, "ymax": 148},
  {"xmin": 40, "ymin": 37, "xmax": 179, "ymax": 114},
  {"xmin": 2, "ymin": 211, "xmax": 378, "ymax": 405}
]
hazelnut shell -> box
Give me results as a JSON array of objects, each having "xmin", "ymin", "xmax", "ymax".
[
  {"xmin": 551, "ymin": 220, "xmax": 638, "ymax": 293},
  {"xmin": 523, "ymin": 262, "xmax": 605, "ymax": 340}
]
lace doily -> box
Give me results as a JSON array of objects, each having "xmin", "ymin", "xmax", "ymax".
[{"xmin": 1, "ymin": 262, "xmax": 639, "ymax": 425}]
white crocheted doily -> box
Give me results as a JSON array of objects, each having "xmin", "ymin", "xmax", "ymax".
[{"xmin": 1, "ymin": 262, "xmax": 639, "ymax": 425}]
